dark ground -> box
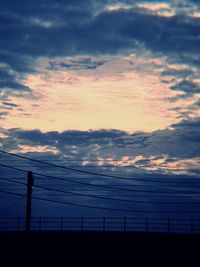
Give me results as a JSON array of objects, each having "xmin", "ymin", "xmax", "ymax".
[{"xmin": 0, "ymin": 231, "xmax": 200, "ymax": 266}]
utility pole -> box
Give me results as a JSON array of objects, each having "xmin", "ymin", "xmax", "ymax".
[{"xmin": 25, "ymin": 171, "xmax": 34, "ymax": 232}]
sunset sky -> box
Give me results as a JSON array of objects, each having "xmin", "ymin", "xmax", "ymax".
[{"xmin": 0, "ymin": 0, "xmax": 200, "ymax": 221}]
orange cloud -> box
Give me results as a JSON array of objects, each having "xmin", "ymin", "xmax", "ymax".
[{"xmin": 10, "ymin": 145, "xmax": 59, "ymax": 154}]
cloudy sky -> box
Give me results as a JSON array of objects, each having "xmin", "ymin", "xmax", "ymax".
[{"xmin": 0, "ymin": 0, "xmax": 200, "ymax": 225}]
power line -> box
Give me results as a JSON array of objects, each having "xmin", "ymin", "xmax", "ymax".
[
  {"xmin": 0, "ymin": 164, "xmax": 192, "ymax": 176},
  {"xmin": 33, "ymin": 183, "xmax": 200, "ymax": 205},
  {"xmin": 0, "ymin": 164, "xmax": 189, "ymax": 171},
  {"xmin": 0, "ymin": 164, "xmax": 140, "ymax": 168},
  {"xmin": 1, "ymin": 173, "xmax": 199, "ymax": 204},
  {"xmin": 0, "ymin": 176, "xmax": 27, "ymax": 186},
  {"xmin": 0, "ymin": 188, "xmax": 25, "ymax": 191},
  {"xmin": 1, "ymin": 187, "xmax": 199, "ymax": 215},
  {"xmin": 0, "ymin": 163, "xmax": 27, "ymax": 173},
  {"xmin": 0, "ymin": 159, "xmax": 137, "ymax": 162},
  {"xmin": 0, "ymin": 164, "xmax": 195, "ymax": 181},
  {"xmin": 0, "ymin": 189, "xmax": 25, "ymax": 197},
  {"xmin": 0, "ymin": 150, "xmax": 198, "ymax": 184},
  {"xmin": 0, "ymin": 196, "xmax": 25, "ymax": 216},
  {"xmin": 0, "ymin": 177, "xmax": 199, "ymax": 215},
  {"xmin": 1, "ymin": 163, "xmax": 200, "ymax": 195},
  {"xmin": 32, "ymin": 195, "xmax": 200, "ymax": 214},
  {"xmin": 0, "ymin": 173, "xmax": 199, "ymax": 219}
]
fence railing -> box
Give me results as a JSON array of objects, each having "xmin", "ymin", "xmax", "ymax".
[{"xmin": 0, "ymin": 217, "xmax": 200, "ymax": 233}]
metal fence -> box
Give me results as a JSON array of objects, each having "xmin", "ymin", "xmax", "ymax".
[{"xmin": 0, "ymin": 217, "xmax": 200, "ymax": 233}]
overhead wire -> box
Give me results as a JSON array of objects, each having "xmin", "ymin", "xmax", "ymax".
[
  {"xmin": 0, "ymin": 149, "xmax": 199, "ymax": 184},
  {"xmin": 1, "ymin": 151, "xmax": 200, "ymax": 215},
  {"xmin": 33, "ymin": 183, "xmax": 200, "ymax": 205},
  {"xmin": 0, "ymin": 175, "xmax": 200, "ymax": 215},
  {"xmin": 1, "ymin": 163, "xmax": 200, "ymax": 195},
  {"xmin": 32, "ymin": 195, "xmax": 200, "ymax": 214},
  {"xmin": 1, "ymin": 174, "xmax": 200, "ymax": 205},
  {"xmin": 0, "ymin": 189, "xmax": 25, "ymax": 197},
  {"xmin": 1, "ymin": 187, "xmax": 200, "ymax": 215},
  {"xmin": 0, "ymin": 195, "xmax": 25, "ymax": 216},
  {"xmin": 0, "ymin": 176, "xmax": 27, "ymax": 186}
]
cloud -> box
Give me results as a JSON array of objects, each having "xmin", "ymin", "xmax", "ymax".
[
  {"xmin": 161, "ymin": 68, "xmax": 194, "ymax": 79},
  {"xmin": 0, "ymin": 68, "xmax": 31, "ymax": 91},
  {"xmin": 0, "ymin": 0, "xmax": 200, "ymax": 102},
  {"xmin": 170, "ymin": 80, "xmax": 200, "ymax": 97},
  {"xmin": 194, "ymin": 100, "xmax": 200, "ymax": 106},
  {"xmin": 1, "ymin": 118, "xmax": 200, "ymax": 174},
  {"xmin": 0, "ymin": 51, "xmax": 35, "ymax": 73},
  {"xmin": 171, "ymin": 119, "xmax": 200, "ymax": 143},
  {"xmin": 0, "ymin": 1, "xmax": 199, "ymax": 59},
  {"xmin": 0, "ymin": 81, "xmax": 31, "ymax": 92},
  {"xmin": 1, "ymin": 117, "xmax": 200, "ymax": 217},
  {"xmin": 1, "ymin": 128, "xmax": 126, "ymax": 149},
  {"xmin": 2, "ymin": 102, "xmax": 18, "ymax": 108},
  {"xmin": 0, "ymin": 111, "xmax": 8, "ymax": 118},
  {"xmin": 49, "ymin": 57, "xmax": 107, "ymax": 71},
  {"xmin": 0, "ymin": 63, "xmax": 33, "ymax": 103}
]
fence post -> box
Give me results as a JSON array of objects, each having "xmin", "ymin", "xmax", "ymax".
[
  {"xmin": 191, "ymin": 219, "xmax": 194, "ymax": 233},
  {"xmin": 124, "ymin": 217, "xmax": 127, "ymax": 232},
  {"xmin": 103, "ymin": 217, "xmax": 106, "ymax": 232},
  {"xmin": 61, "ymin": 216, "xmax": 63, "ymax": 232},
  {"xmin": 17, "ymin": 217, "xmax": 20, "ymax": 231},
  {"xmin": 39, "ymin": 217, "xmax": 42, "ymax": 231},
  {"xmin": 146, "ymin": 218, "xmax": 149, "ymax": 233},
  {"xmin": 81, "ymin": 217, "xmax": 84, "ymax": 232},
  {"xmin": 25, "ymin": 171, "xmax": 34, "ymax": 232},
  {"xmin": 168, "ymin": 219, "xmax": 170, "ymax": 233}
]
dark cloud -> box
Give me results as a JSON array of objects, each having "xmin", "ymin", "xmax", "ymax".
[
  {"xmin": 170, "ymin": 80, "xmax": 200, "ymax": 96},
  {"xmin": 0, "ymin": 65, "xmax": 32, "ymax": 95},
  {"xmin": 2, "ymin": 102, "xmax": 18, "ymax": 108},
  {"xmin": 171, "ymin": 119, "xmax": 200, "ymax": 143},
  {"xmin": 1, "ymin": 102, "xmax": 19, "ymax": 112},
  {"xmin": 0, "ymin": 0, "xmax": 94, "ymax": 93},
  {"xmin": 161, "ymin": 68, "xmax": 193, "ymax": 79},
  {"xmin": 1, "ymin": 118, "xmax": 200, "ymax": 163},
  {"xmin": 49, "ymin": 58, "xmax": 107, "ymax": 71},
  {"xmin": 194, "ymin": 100, "xmax": 200, "ymax": 106},
  {"xmin": 0, "ymin": 80, "xmax": 31, "ymax": 92},
  {"xmin": 120, "ymin": 12, "xmax": 200, "ymax": 56},
  {"xmin": 1, "ymin": 117, "xmax": 200, "ymax": 218},
  {"xmin": 0, "ymin": 111, "xmax": 8, "ymax": 117},
  {"xmin": 190, "ymin": 0, "xmax": 200, "ymax": 7},
  {"xmin": 0, "ymin": 51, "xmax": 35, "ymax": 73},
  {"xmin": 0, "ymin": 1, "xmax": 199, "ymax": 59},
  {"xmin": 0, "ymin": 0, "xmax": 200, "ymax": 95},
  {"xmin": 3, "ymin": 129, "xmax": 126, "ymax": 149}
]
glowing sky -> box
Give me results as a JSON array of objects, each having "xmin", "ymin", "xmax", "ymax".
[
  {"xmin": 1, "ymin": 54, "xmax": 189, "ymax": 132},
  {"xmin": 0, "ymin": 1, "xmax": 199, "ymax": 131},
  {"xmin": 1, "ymin": 52, "xmax": 200, "ymax": 133}
]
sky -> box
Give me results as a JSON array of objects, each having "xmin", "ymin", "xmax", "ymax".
[{"xmin": 0, "ymin": 0, "xmax": 200, "ymax": 228}]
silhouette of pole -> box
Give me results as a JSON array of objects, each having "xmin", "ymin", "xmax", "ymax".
[{"xmin": 25, "ymin": 171, "xmax": 34, "ymax": 232}]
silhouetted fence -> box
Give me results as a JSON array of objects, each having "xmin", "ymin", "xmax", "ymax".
[{"xmin": 0, "ymin": 217, "xmax": 200, "ymax": 233}]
